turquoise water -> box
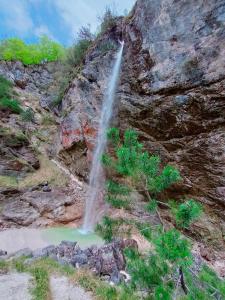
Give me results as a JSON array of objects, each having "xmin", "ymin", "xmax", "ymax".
[{"xmin": 42, "ymin": 227, "xmax": 103, "ymax": 249}]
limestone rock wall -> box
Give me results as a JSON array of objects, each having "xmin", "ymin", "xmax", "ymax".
[{"xmin": 59, "ymin": 0, "xmax": 225, "ymax": 247}]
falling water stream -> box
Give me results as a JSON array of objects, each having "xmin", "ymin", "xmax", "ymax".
[{"xmin": 82, "ymin": 41, "xmax": 124, "ymax": 232}]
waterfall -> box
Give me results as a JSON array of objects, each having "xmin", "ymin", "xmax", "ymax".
[{"xmin": 82, "ymin": 41, "xmax": 124, "ymax": 232}]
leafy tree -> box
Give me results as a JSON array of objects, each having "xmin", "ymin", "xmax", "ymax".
[{"xmin": 0, "ymin": 36, "xmax": 65, "ymax": 65}]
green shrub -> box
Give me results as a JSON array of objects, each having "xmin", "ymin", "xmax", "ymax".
[
  {"xmin": 31, "ymin": 267, "xmax": 49, "ymax": 300},
  {"xmin": 0, "ymin": 75, "xmax": 13, "ymax": 98},
  {"xmin": 171, "ymin": 199, "xmax": 202, "ymax": 228},
  {"xmin": 99, "ymin": 41, "xmax": 116, "ymax": 54},
  {"xmin": 65, "ymin": 39, "xmax": 91, "ymax": 68},
  {"xmin": 0, "ymin": 97, "xmax": 22, "ymax": 113},
  {"xmin": 0, "ymin": 36, "xmax": 65, "ymax": 65},
  {"xmin": 95, "ymin": 127, "xmax": 225, "ymax": 300},
  {"xmin": 41, "ymin": 113, "xmax": 55, "ymax": 125},
  {"xmin": 102, "ymin": 128, "xmax": 181, "ymax": 220},
  {"xmin": 98, "ymin": 7, "xmax": 117, "ymax": 34},
  {"xmin": 21, "ymin": 107, "xmax": 35, "ymax": 122}
]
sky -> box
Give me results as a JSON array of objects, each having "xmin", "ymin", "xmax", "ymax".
[{"xmin": 0, "ymin": 0, "xmax": 136, "ymax": 46}]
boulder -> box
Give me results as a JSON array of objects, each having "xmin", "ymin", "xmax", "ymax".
[
  {"xmin": 2, "ymin": 200, "xmax": 40, "ymax": 226},
  {"xmin": 21, "ymin": 190, "xmax": 74, "ymax": 214}
]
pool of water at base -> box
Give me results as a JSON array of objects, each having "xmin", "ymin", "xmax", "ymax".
[{"xmin": 0, "ymin": 227, "xmax": 103, "ymax": 254}]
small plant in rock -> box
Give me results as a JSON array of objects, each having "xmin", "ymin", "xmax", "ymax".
[
  {"xmin": 99, "ymin": 41, "xmax": 116, "ymax": 54},
  {"xmin": 171, "ymin": 199, "xmax": 202, "ymax": 229},
  {"xmin": 21, "ymin": 107, "xmax": 35, "ymax": 122},
  {"xmin": 0, "ymin": 75, "xmax": 13, "ymax": 98}
]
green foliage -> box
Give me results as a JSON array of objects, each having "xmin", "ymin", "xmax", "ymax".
[
  {"xmin": 14, "ymin": 259, "xmax": 26, "ymax": 272},
  {"xmin": 98, "ymin": 7, "xmax": 117, "ymax": 34},
  {"xmin": 145, "ymin": 199, "xmax": 158, "ymax": 213},
  {"xmin": 65, "ymin": 39, "xmax": 91, "ymax": 68},
  {"xmin": 0, "ymin": 97, "xmax": 22, "ymax": 113},
  {"xmin": 0, "ymin": 36, "xmax": 65, "ymax": 65},
  {"xmin": 0, "ymin": 75, "xmax": 23, "ymax": 113},
  {"xmin": 124, "ymin": 248, "xmax": 173, "ymax": 296},
  {"xmin": 96, "ymin": 285, "xmax": 117, "ymax": 300},
  {"xmin": 105, "ymin": 180, "xmax": 130, "ymax": 208},
  {"xmin": 102, "ymin": 128, "xmax": 181, "ymax": 210},
  {"xmin": 99, "ymin": 41, "xmax": 116, "ymax": 54},
  {"xmin": 4, "ymin": 132, "xmax": 28, "ymax": 147},
  {"xmin": 41, "ymin": 113, "xmax": 55, "ymax": 125},
  {"xmin": 0, "ymin": 260, "xmax": 8, "ymax": 272},
  {"xmin": 31, "ymin": 267, "xmax": 49, "ymax": 300},
  {"xmin": 172, "ymin": 199, "xmax": 202, "ymax": 228},
  {"xmin": 0, "ymin": 74, "xmax": 13, "ymax": 98},
  {"xmin": 96, "ymin": 127, "xmax": 219, "ymax": 299},
  {"xmin": 154, "ymin": 229, "xmax": 192, "ymax": 266},
  {"xmin": 183, "ymin": 265, "xmax": 225, "ymax": 300},
  {"xmin": 21, "ymin": 107, "xmax": 35, "ymax": 122},
  {"xmin": 96, "ymin": 216, "xmax": 123, "ymax": 242},
  {"xmin": 56, "ymin": 33, "xmax": 92, "ymax": 109}
]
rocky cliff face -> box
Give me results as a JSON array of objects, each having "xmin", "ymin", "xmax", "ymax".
[
  {"xmin": 59, "ymin": 0, "xmax": 225, "ymax": 248},
  {"xmin": 0, "ymin": 61, "xmax": 86, "ymax": 229},
  {"xmin": 0, "ymin": 61, "xmax": 60, "ymax": 110}
]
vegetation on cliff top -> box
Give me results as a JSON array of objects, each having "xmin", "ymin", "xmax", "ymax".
[{"xmin": 0, "ymin": 35, "xmax": 65, "ymax": 65}]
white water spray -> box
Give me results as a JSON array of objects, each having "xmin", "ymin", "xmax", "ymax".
[{"xmin": 82, "ymin": 41, "xmax": 124, "ymax": 232}]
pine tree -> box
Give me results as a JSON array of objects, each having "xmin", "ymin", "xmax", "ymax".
[{"xmin": 96, "ymin": 128, "xmax": 224, "ymax": 300}]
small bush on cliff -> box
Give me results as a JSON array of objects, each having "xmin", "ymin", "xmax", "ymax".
[
  {"xmin": 102, "ymin": 128, "xmax": 181, "ymax": 221},
  {"xmin": 171, "ymin": 199, "xmax": 202, "ymax": 229},
  {"xmin": 65, "ymin": 39, "xmax": 91, "ymax": 68},
  {"xmin": 98, "ymin": 7, "xmax": 117, "ymax": 34},
  {"xmin": 0, "ymin": 74, "xmax": 13, "ymax": 98},
  {"xmin": 0, "ymin": 36, "xmax": 65, "ymax": 65},
  {"xmin": 0, "ymin": 75, "xmax": 22, "ymax": 113}
]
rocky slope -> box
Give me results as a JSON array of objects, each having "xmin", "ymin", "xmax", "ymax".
[
  {"xmin": 0, "ymin": 61, "xmax": 86, "ymax": 228},
  {"xmin": 59, "ymin": 0, "xmax": 225, "ymax": 249}
]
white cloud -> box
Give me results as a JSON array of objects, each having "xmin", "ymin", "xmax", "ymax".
[
  {"xmin": 0, "ymin": 0, "xmax": 33, "ymax": 36},
  {"xmin": 52, "ymin": 0, "xmax": 100, "ymax": 39},
  {"xmin": 34, "ymin": 24, "xmax": 57, "ymax": 41},
  {"xmin": 49, "ymin": 0, "xmax": 136, "ymax": 41}
]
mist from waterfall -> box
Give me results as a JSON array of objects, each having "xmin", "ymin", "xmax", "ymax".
[{"xmin": 82, "ymin": 42, "xmax": 124, "ymax": 232}]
